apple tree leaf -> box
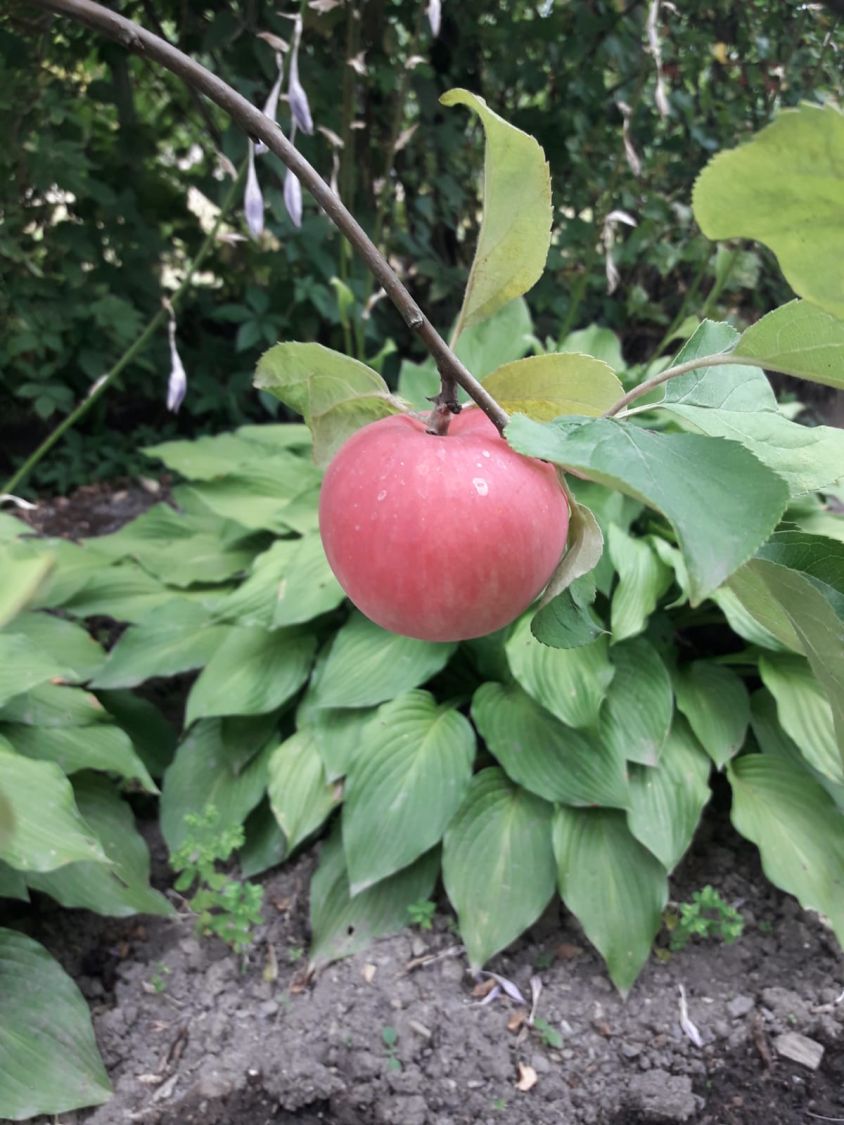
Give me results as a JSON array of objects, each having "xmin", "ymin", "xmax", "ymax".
[
  {"xmin": 483, "ymin": 354, "xmax": 623, "ymax": 420},
  {"xmin": 734, "ymin": 300, "xmax": 844, "ymax": 391}
]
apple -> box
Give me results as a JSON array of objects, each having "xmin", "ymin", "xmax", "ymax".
[{"xmin": 318, "ymin": 407, "xmax": 569, "ymax": 642}]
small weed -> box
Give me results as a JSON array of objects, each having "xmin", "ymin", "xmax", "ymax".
[
  {"xmin": 532, "ymin": 1017, "xmax": 563, "ymax": 1050},
  {"xmin": 148, "ymin": 962, "xmax": 171, "ymax": 993},
  {"xmin": 407, "ymin": 899, "xmax": 436, "ymax": 931},
  {"xmin": 382, "ymin": 1025, "xmax": 401, "ymax": 1071},
  {"xmin": 492, "ymin": 1096, "xmax": 507, "ymax": 1111},
  {"xmin": 533, "ymin": 949, "xmax": 554, "ymax": 971},
  {"xmin": 287, "ymin": 945, "xmax": 304, "ymax": 963},
  {"xmin": 170, "ymin": 805, "xmax": 264, "ymax": 957},
  {"xmin": 758, "ymin": 919, "xmax": 774, "ymax": 935},
  {"xmin": 666, "ymin": 885, "xmax": 744, "ymax": 951}
]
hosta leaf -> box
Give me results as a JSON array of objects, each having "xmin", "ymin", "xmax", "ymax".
[
  {"xmin": 94, "ymin": 690, "xmax": 178, "ymax": 780},
  {"xmin": 674, "ymin": 661, "xmax": 750, "ymax": 769},
  {"xmin": 143, "ymin": 432, "xmax": 271, "ymax": 479},
  {"xmin": 693, "ymin": 103, "xmax": 844, "ymax": 319},
  {"xmin": 6, "ymin": 612, "xmax": 104, "ymax": 683},
  {"xmin": 240, "ymin": 800, "xmax": 287, "ymax": 879},
  {"xmin": 27, "ymin": 539, "xmax": 112, "ymax": 611},
  {"xmin": 0, "ymin": 862, "xmax": 28, "ymax": 902},
  {"xmin": 303, "ymin": 706, "xmax": 374, "ymax": 782},
  {"xmin": 759, "ymin": 653, "xmax": 842, "ymax": 785},
  {"xmin": 626, "ymin": 719, "xmax": 711, "ymax": 871},
  {"xmin": 91, "ymin": 617, "xmax": 230, "ymax": 690},
  {"xmin": 186, "ymin": 625, "xmax": 315, "ymax": 725},
  {"xmin": 0, "ymin": 551, "xmax": 54, "ymax": 628},
  {"xmin": 160, "ymin": 720, "xmax": 275, "ymax": 852},
  {"xmin": 26, "ymin": 775, "xmax": 172, "ymax": 917},
  {"xmin": 559, "ymin": 324, "xmax": 624, "ymax": 371},
  {"xmin": 728, "ymin": 754, "xmax": 844, "ymax": 946},
  {"xmin": 0, "ymin": 683, "xmax": 108, "ymax": 728},
  {"xmin": 482, "ymin": 354, "xmax": 623, "ymax": 420},
  {"xmin": 457, "ymin": 297, "xmax": 534, "ymax": 379},
  {"xmin": 756, "ymin": 531, "xmax": 844, "ymax": 619},
  {"xmin": 255, "ymin": 342, "xmax": 405, "ymax": 466},
  {"xmin": 272, "ymin": 533, "xmax": 345, "ymax": 627},
  {"xmin": 0, "ymin": 633, "xmax": 71, "ymax": 708},
  {"xmin": 2, "ymin": 722, "xmax": 156, "ymax": 793},
  {"xmin": 441, "ymin": 89, "xmax": 551, "ymax": 338},
  {"xmin": 553, "ymin": 806, "xmax": 668, "ymax": 996},
  {"xmin": 59, "ymin": 562, "xmax": 175, "ymax": 624},
  {"xmin": 506, "ymin": 614, "xmax": 614, "ymax": 729},
  {"xmin": 734, "ymin": 300, "xmax": 844, "ymax": 391},
  {"xmin": 599, "ymin": 638, "xmax": 673, "ymax": 767},
  {"xmin": 312, "ymin": 612, "xmax": 455, "ymax": 709},
  {"xmin": 442, "ymin": 768, "xmax": 555, "ymax": 970},
  {"xmin": 0, "ymin": 928, "xmax": 111, "ymax": 1118},
  {"xmin": 607, "ymin": 526, "xmax": 673, "ymax": 643},
  {"xmin": 472, "ymin": 681, "xmax": 629, "ymax": 809},
  {"xmin": 751, "ymin": 689, "xmax": 844, "ymax": 812},
  {"xmin": 506, "ymin": 414, "xmax": 789, "ymax": 604},
  {"xmin": 310, "ymin": 823, "xmax": 439, "ymax": 967},
  {"xmin": 0, "ymin": 742, "xmax": 107, "ymax": 872},
  {"xmin": 343, "ymin": 692, "xmax": 475, "ymax": 893},
  {"xmin": 267, "ymin": 729, "xmax": 338, "ymax": 855}
]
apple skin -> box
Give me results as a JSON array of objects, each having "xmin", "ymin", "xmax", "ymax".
[{"xmin": 318, "ymin": 408, "xmax": 569, "ymax": 642}]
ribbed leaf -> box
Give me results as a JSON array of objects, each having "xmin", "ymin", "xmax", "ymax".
[
  {"xmin": 759, "ymin": 652, "xmax": 842, "ymax": 784},
  {"xmin": 91, "ymin": 618, "xmax": 230, "ymax": 690},
  {"xmin": 2, "ymin": 721, "xmax": 155, "ymax": 793},
  {"xmin": 6, "ymin": 612, "xmax": 104, "ymax": 683},
  {"xmin": 268, "ymin": 729, "xmax": 338, "ymax": 855},
  {"xmin": 674, "ymin": 661, "xmax": 750, "ymax": 768},
  {"xmin": 0, "ymin": 633, "xmax": 70, "ymax": 708},
  {"xmin": 607, "ymin": 526, "xmax": 672, "ymax": 642}
]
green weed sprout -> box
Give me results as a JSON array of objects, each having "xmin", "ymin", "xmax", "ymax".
[
  {"xmin": 407, "ymin": 899, "xmax": 436, "ymax": 931},
  {"xmin": 668, "ymin": 885, "xmax": 744, "ymax": 951}
]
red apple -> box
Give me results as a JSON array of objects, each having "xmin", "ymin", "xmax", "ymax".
[{"xmin": 318, "ymin": 408, "xmax": 569, "ymax": 642}]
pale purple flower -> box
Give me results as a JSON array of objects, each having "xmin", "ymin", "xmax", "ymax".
[
  {"xmin": 244, "ymin": 140, "xmax": 264, "ymax": 239},
  {"xmin": 426, "ymin": 0, "xmax": 442, "ymax": 37},
  {"xmin": 284, "ymin": 167, "xmax": 303, "ymax": 228},
  {"xmin": 602, "ymin": 209, "xmax": 637, "ymax": 295},
  {"xmin": 255, "ymin": 52, "xmax": 285, "ymax": 155},
  {"xmin": 288, "ymin": 16, "xmax": 314, "ymax": 135},
  {"xmin": 165, "ymin": 309, "xmax": 187, "ymax": 413},
  {"xmin": 646, "ymin": 0, "xmax": 670, "ymax": 118}
]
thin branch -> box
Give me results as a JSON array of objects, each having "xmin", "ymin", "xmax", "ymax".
[
  {"xmin": 602, "ymin": 352, "xmax": 797, "ymax": 418},
  {"xmin": 28, "ymin": 0, "xmax": 509, "ymax": 435}
]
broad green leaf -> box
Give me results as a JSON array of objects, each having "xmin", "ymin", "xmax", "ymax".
[
  {"xmin": 212, "ymin": 538, "xmax": 301, "ymax": 627},
  {"xmin": 175, "ymin": 453, "xmax": 321, "ymax": 531},
  {"xmin": 529, "ymin": 577, "xmax": 606, "ymax": 649},
  {"xmin": 693, "ymin": 103, "xmax": 844, "ymax": 318},
  {"xmin": 660, "ymin": 320, "xmax": 773, "ymax": 410},
  {"xmin": 26, "ymin": 539, "xmax": 113, "ymax": 611},
  {"xmin": 59, "ymin": 562, "xmax": 176, "ymax": 624},
  {"xmin": 240, "ymin": 800, "xmax": 287, "ymax": 878},
  {"xmin": 94, "ymin": 690, "xmax": 178, "ymax": 780},
  {"xmin": 553, "ymin": 806, "xmax": 668, "ymax": 996},
  {"xmin": 570, "ymin": 479, "xmax": 642, "ymax": 596},
  {"xmin": 255, "ymin": 342, "xmax": 405, "ymax": 465},
  {"xmin": 626, "ymin": 719, "xmax": 711, "ymax": 871},
  {"xmin": 472, "ymin": 681, "xmax": 629, "ymax": 809},
  {"xmin": 482, "ymin": 354, "xmax": 623, "ymax": 420},
  {"xmin": 710, "ymin": 585, "xmax": 788, "ymax": 652},
  {"xmin": 186, "ymin": 625, "xmax": 315, "ymax": 725},
  {"xmin": 396, "ymin": 355, "xmax": 438, "ymax": 410},
  {"xmin": 734, "ymin": 300, "xmax": 844, "ymax": 390},
  {"xmin": 6, "ymin": 612, "xmax": 104, "ymax": 683},
  {"xmin": 309, "ymin": 823, "xmax": 439, "ymax": 967},
  {"xmin": 312, "ymin": 612, "xmax": 455, "ymax": 709},
  {"xmin": 303, "ymin": 707, "xmax": 374, "ymax": 782},
  {"xmin": 160, "ymin": 720, "xmax": 275, "ymax": 852},
  {"xmin": 143, "ymin": 431, "xmax": 272, "ymax": 479},
  {"xmin": 728, "ymin": 754, "xmax": 844, "ymax": 946},
  {"xmin": 599, "ymin": 638, "xmax": 673, "ymax": 767},
  {"xmin": 756, "ymin": 531, "xmax": 844, "ymax": 619},
  {"xmin": 0, "ymin": 633, "xmax": 71, "ymax": 708},
  {"xmin": 0, "ymin": 550, "xmax": 54, "ymax": 628},
  {"xmin": 26, "ymin": 775, "xmax": 172, "ymax": 917},
  {"xmin": 607, "ymin": 525, "xmax": 673, "ymax": 642},
  {"xmin": 441, "ymin": 89, "xmax": 551, "ymax": 338},
  {"xmin": 0, "ymin": 861, "xmax": 28, "ymax": 902},
  {"xmin": 0, "ymin": 513, "xmax": 25, "ymax": 540},
  {"xmin": 506, "ymin": 414, "xmax": 789, "ymax": 604},
  {"xmin": 0, "ymin": 928, "xmax": 111, "ymax": 1118},
  {"xmin": 534, "ymin": 500, "xmax": 603, "ymax": 613},
  {"xmin": 759, "ymin": 653, "xmax": 842, "ymax": 785},
  {"xmin": 674, "ymin": 661, "xmax": 750, "ymax": 769},
  {"xmin": 267, "ymin": 729, "xmax": 338, "ymax": 855},
  {"xmin": 272, "ymin": 533, "xmax": 344, "ymax": 627},
  {"xmin": 91, "ymin": 617, "xmax": 230, "ymax": 690},
  {"xmin": 236, "ymin": 422, "xmax": 313, "ymax": 452},
  {"xmin": 457, "ymin": 297, "xmax": 534, "ymax": 379},
  {"xmin": 2, "ymin": 722, "xmax": 156, "ymax": 792},
  {"xmin": 0, "ymin": 683, "xmax": 108, "ymax": 727},
  {"xmin": 0, "ymin": 743, "xmax": 107, "ymax": 872},
  {"xmin": 559, "ymin": 324, "xmax": 624, "ymax": 371},
  {"xmin": 506, "ymin": 614, "xmax": 614, "ymax": 729},
  {"xmin": 443, "ymin": 768, "xmax": 555, "ymax": 970},
  {"xmin": 751, "ymin": 689, "xmax": 844, "ymax": 812},
  {"xmin": 343, "ymin": 692, "xmax": 475, "ymax": 893}
]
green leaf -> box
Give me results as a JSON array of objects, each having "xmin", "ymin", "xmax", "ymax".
[
  {"xmin": 734, "ymin": 300, "xmax": 844, "ymax": 391},
  {"xmin": 607, "ymin": 526, "xmax": 673, "ymax": 643},
  {"xmin": 599, "ymin": 638, "xmax": 673, "ymax": 767},
  {"xmin": 482, "ymin": 354, "xmax": 623, "ymax": 420},
  {"xmin": 255, "ymin": 342, "xmax": 406, "ymax": 466},
  {"xmin": 271, "ymin": 533, "xmax": 344, "ymax": 628},
  {"xmin": 267, "ymin": 729, "xmax": 338, "ymax": 855},
  {"xmin": 303, "ymin": 706, "xmax": 374, "ymax": 782},
  {"xmin": 756, "ymin": 531, "xmax": 844, "ymax": 619},
  {"xmin": 343, "ymin": 691, "xmax": 475, "ymax": 893},
  {"xmin": 309, "ymin": 823, "xmax": 439, "ymax": 967},
  {"xmin": 626, "ymin": 719, "xmax": 711, "ymax": 871},
  {"xmin": 660, "ymin": 320, "xmax": 772, "ymax": 409},
  {"xmin": 25, "ymin": 774, "xmax": 172, "ymax": 917},
  {"xmin": 94, "ymin": 690, "xmax": 177, "ymax": 780},
  {"xmin": 0, "ymin": 742, "xmax": 108, "ymax": 872},
  {"xmin": 443, "ymin": 768, "xmax": 555, "ymax": 970},
  {"xmin": 160, "ymin": 720, "xmax": 276, "ymax": 853},
  {"xmin": 456, "ymin": 297, "xmax": 534, "ymax": 379},
  {"xmin": 441, "ymin": 89, "xmax": 551, "ymax": 338},
  {"xmin": 143, "ymin": 431, "xmax": 274, "ymax": 480},
  {"xmin": 175, "ymin": 453, "xmax": 321, "ymax": 532},
  {"xmin": 185, "ymin": 625, "xmax": 315, "ymax": 725},
  {"xmin": 6, "ymin": 612, "xmax": 104, "ymax": 683},
  {"xmin": 59, "ymin": 562, "xmax": 176, "ymax": 624},
  {"xmin": 0, "ymin": 928, "xmax": 111, "ymax": 1118},
  {"xmin": 312, "ymin": 612, "xmax": 455, "ymax": 710},
  {"xmin": 0, "ymin": 861, "xmax": 28, "ymax": 902},
  {"xmin": 0, "ymin": 550, "xmax": 54, "ymax": 628},
  {"xmin": 553, "ymin": 807, "xmax": 668, "ymax": 996},
  {"xmin": 91, "ymin": 617, "xmax": 230, "ymax": 690},
  {"xmin": 0, "ymin": 683, "xmax": 108, "ymax": 727},
  {"xmin": 674, "ymin": 661, "xmax": 750, "ymax": 769},
  {"xmin": 506, "ymin": 414, "xmax": 789, "ymax": 604},
  {"xmin": 751, "ymin": 689, "xmax": 844, "ymax": 812},
  {"xmin": 0, "ymin": 633, "xmax": 72, "ymax": 708},
  {"xmin": 2, "ymin": 721, "xmax": 156, "ymax": 793},
  {"xmin": 534, "ymin": 499, "xmax": 604, "ymax": 612},
  {"xmin": 710, "ymin": 585, "xmax": 788, "ymax": 652},
  {"xmin": 559, "ymin": 324, "xmax": 624, "ymax": 371},
  {"xmin": 693, "ymin": 103, "xmax": 844, "ymax": 318},
  {"xmin": 471, "ymin": 681, "xmax": 629, "ymax": 809},
  {"xmin": 26, "ymin": 539, "xmax": 112, "ymax": 611},
  {"xmin": 728, "ymin": 754, "xmax": 844, "ymax": 946},
  {"xmin": 240, "ymin": 800, "xmax": 287, "ymax": 878},
  {"xmin": 506, "ymin": 614, "xmax": 614, "ymax": 729},
  {"xmin": 529, "ymin": 578, "xmax": 606, "ymax": 649},
  {"xmin": 759, "ymin": 653, "xmax": 842, "ymax": 785}
]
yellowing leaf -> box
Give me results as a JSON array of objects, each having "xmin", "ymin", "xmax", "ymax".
[{"xmin": 484, "ymin": 354, "xmax": 623, "ymax": 420}]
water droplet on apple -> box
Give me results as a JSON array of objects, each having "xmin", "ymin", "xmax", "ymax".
[
  {"xmin": 377, "ymin": 489, "xmax": 388, "ymax": 501},
  {"xmin": 472, "ymin": 478, "xmax": 489, "ymax": 496},
  {"xmin": 482, "ymin": 450, "xmax": 491, "ymax": 458}
]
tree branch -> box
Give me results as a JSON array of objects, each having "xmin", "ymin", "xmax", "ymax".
[{"xmin": 29, "ymin": 0, "xmax": 509, "ymax": 435}]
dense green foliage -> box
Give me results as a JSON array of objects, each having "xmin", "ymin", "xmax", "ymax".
[{"xmin": 2, "ymin": 1, "xmax": 841, "ymax": 490}]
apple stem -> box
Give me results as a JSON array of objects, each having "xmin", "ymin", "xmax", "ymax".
[{"xmin": 29, "ymin": 0, "xmax": 512, "ymax": 438}]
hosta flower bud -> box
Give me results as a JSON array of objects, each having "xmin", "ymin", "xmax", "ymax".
[
  {"xmin": 244, "ymin": 141, "xmax": 264, "ymax": 239},
  {"xmin": 288, "ymin": 16, "xmax": 314, "ymax": 135},
  {"xmin": 165, "ymin": 307, "xmax": 187, "ymax": 412}
]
